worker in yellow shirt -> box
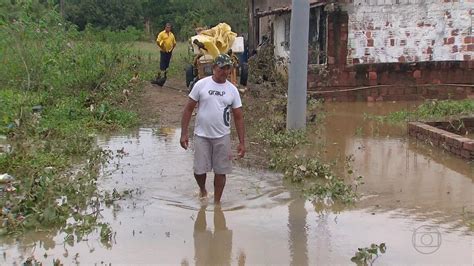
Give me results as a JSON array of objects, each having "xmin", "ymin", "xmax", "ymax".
[{"xmin": 155, "ymin": 23, "xmax": 176, "ymax": 77}]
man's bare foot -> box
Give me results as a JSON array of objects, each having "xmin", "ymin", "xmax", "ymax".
[{"xmin": 199, "ymin": 190, "xmax": 208, "ymax": 199}]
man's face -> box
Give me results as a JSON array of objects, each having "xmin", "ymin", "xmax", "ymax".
[
  {"xmin": 165, "ymin": 25, "xmax": 171, "ymax": 32},
  {"xmin": 213, "ymin": 65, "xmax": 232, "ymax": 82}
]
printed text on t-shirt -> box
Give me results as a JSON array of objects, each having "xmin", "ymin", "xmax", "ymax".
[{"xmin": 208, "ymin": 90, "xmax": 226, "ymax": 96}]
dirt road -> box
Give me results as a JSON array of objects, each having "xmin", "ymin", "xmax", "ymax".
[{"xmin": 136, "ymin": 78, "xmax": 189, "ymax": 127}]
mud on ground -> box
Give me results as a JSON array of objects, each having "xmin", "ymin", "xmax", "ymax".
[{"xmin": 134, "ymin": 78, "xmax": 189, "ymax": 127}]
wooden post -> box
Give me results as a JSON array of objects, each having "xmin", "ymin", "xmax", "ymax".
[
  {"xmin": 230, "ymin": 68, "xmax": 237, "ymax": 86},
  {"xmin": 248, "ymin": 0, "xmax": 256, "ymax": 53}
]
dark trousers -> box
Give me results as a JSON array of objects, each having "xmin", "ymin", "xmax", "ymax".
[{"xmin": 160, "ymin": 51, "xmax": 172, "ymax": 71}]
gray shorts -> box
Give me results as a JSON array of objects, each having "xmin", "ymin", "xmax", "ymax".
[{"xmin": 193, "ymin": 134, "xmax": 232, "ymax": 175}]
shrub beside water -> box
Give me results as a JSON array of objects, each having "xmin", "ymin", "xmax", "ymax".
[
  {"xmin": 248, "ymin": 95, "xmax": 361, "ymax": 204},
  {"xmin": 0, "ymin": 7, "xmax": 141, "ymax": 237}
]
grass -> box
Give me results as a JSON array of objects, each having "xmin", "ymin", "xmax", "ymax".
[
  {"xmin": 379, "ymin": 99, "xmax": 474, "ymax": 123},
  {"xmin": 0, "ymin": 9, "xmax": 142, "ymax": 239},
  {"xmin": 130, "ymin": 41, "xmax": 193, "ymax": 82}
]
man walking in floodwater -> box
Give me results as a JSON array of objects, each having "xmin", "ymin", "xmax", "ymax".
[{"xmin": 180, "ymin": 53, "xmax": 245, "ymax": 204}]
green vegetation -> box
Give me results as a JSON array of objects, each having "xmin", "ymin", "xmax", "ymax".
[
  {"xmin": 0, "ymin": 4, "xmax": 143, "ymax": 238},
  {"xmin": 247, "ymin": 91, "xmax": 361, "ymax": 204},
  {"xmin": 376, "ymin": 99, "xmax": 474, "ymax": 123},
  {"xmin": 22, "ymin": 0, "xmax": 248, "ymax": 41},
  {"xmin": 269, "ymin": 153, "xmax": 362, "ymax": 204},
  {"xmin": 130, "ymin": 41, "xmax": 192, "ymax": 82},
  {"xmin": 2, "ymin": 0, "xmax": 248, "ymax": 41},
  {"xmin": 248, "ymin": 43, "xmax": 289, "ymax": 92},
  {"xmin": 63, "ymin": 0, "xmax": 144, "ymax": 31},
  {"xmin": 246, "ymin": 45, "xmax": 361, "ymax": 204},
  {"xmin": 351, "ymin": 243, "xmax": 387, "ymax": 265},
  {"xmin": 0, "ymin": 0, "xmax": 247, "ymax": 241}
]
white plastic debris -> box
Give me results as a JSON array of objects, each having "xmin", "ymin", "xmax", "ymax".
[
  {"xmin": 0, "ymin": 144, "xmax": 12, "ymax": 154},
  {"xmin": 2, "ymin": 207, "xmax": 10, "ymax": 215},
  {"xmin": 0, "ymin": 174, "xmax": 14, "ymax": 183},
  {"xmin": 44, "ymin": 167, "xmax": 55, "ymax": 173}
]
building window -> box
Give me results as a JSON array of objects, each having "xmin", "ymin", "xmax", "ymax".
[
  {"xmin": 284, "ymin": 15, "xmax": 291, "ymax": 51},
  {"xmin": 309, "ymin": 6, "xmax": 327, "ymax": 64}
]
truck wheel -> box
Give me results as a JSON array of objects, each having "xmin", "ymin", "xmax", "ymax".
[
  {"xmin": 186, "ymin": 65, "xmax": 195, "ymax": 87},
  {"xmin": 189, "ymin": 77, "xmax": 199, "ymax": 92},
  {"xmin": 240, "ymin": 63, "xmax": 248, "ymax": 86}
]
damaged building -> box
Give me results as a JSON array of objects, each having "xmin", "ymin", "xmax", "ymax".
[{"xmin": 247, "ymin": 0, "xmax": 474, "ymax": 101}]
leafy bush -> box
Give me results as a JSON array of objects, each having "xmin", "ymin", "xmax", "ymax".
[
  {"xmin": 0, "ymin": 5, "xmax": 141, "ymax": 238},
  {"xmin": 269, "ymin": 153, "xmax": 362, "ymax": 204},
  {"xmin": 258, "ymin": 127, "xmax": 307, "ymax": 148}
]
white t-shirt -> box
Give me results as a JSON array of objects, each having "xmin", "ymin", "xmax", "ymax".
[{"xmin": 189, "ymin": 76, "xmax": 242, "ymax": 138}]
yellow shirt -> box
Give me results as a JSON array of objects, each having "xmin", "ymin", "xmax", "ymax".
[{"xmin": 156, "ymin": 30, "xmax": 176, "ymax": 52}]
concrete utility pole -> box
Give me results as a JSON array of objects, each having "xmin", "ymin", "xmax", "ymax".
[{"xmin": 286, "ymin": 0, "xmax": 310, "ymax": 130}]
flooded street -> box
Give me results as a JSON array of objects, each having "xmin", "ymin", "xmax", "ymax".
[{"xmin": 1, "ymin": 102, "xmax": 472, "ymax": 265}]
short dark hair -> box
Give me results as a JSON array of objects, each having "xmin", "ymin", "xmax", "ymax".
[{"xmin": 165, "ymin": 23, "xmax": 172, "ymax": 28}]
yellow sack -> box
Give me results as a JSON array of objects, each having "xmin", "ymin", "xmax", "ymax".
[{"xmin": 191, "ymin": 23, "xmax": 237, "ymax": 58}]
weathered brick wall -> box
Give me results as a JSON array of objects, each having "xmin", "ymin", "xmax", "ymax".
[
  {"xmin": 308, "ymin": 3, "xmax": 474, "ymax": 101},
  {"xmin": 408, "ymin": 121, "xmax": 474, "ymax": 160},
  {"xmin": 345, "ymin": 0, "xmax": 474, "ymax": 64},
  {"xmin": 254, "ymin": 0, "xmax": 474, "ymax": 101}
]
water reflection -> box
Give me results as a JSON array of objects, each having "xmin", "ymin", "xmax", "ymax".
[
  {"xmin": 288, "ymin": 196, "xmax": 308, "ymax": 266},
  {"xmin": 306, "ymin": 101, "xmax": 473, "ymax": 223},
  {"xmin": 193, "ymin": 206, "xmax": 233, "ymax": 266},
  {"xmin": 407, "ymin": 138, "xmax": 473, "ymax": 178}
]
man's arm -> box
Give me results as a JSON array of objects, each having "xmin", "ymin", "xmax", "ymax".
[
  {"xmin": 156, "ymin": 32, "xmax": 165, "ymax": 50},
  {"xmin": 180, "ymin": 98, "xmax": 198, "ymax": 149},
  {"xmin": 232, "ymin": 107, "xmax": 245, "ymax": 158},
  {"xmin": 171, "ymin": 33, "xmax": 177, "ymax": 51}
]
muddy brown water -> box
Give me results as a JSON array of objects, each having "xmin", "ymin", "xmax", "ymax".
[{"xmin": 1, "ymin": 102, "xmax": 472, "ymax": 265}]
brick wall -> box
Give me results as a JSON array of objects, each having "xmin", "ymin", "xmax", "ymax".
[
  {"xmin": 309, "ymin": 60, "xmax": 474, "ymax": 88},
  {"xmin": 308, "ymin": 1, "xmax": 474, "ymax": 101},
  {"xmin": 408, "ymin": 121, "xmax": 474, "ymax": 160},
  {"xmin": 253, "ymin": 0, "xmax": 474, "ymax": 101},
  {"xmin": 346, "ymin": 0, "xmax": 474, "ymax": 64}
]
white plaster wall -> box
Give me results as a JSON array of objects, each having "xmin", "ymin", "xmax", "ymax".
[
  {"xmin": 347, "ymin": 1, "xmax": 474, "ymax": 63},
  {"xmin": 273, "ymin": 13, "xmax": 291, "ymax": 59},
  {"xmin": 259, "ymin": 16, "xmax": 272, "ymax": 44}
]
